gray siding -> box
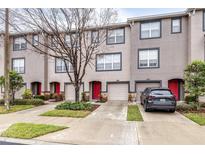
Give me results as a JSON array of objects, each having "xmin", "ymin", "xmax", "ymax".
[{"xmin": 130, "ymin": 16, "xmax": 188, "ymax": 91}]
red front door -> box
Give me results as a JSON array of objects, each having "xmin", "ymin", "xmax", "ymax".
[
  {"xmin": 37, "ymin": 82, "xmax": 41, "ymax": 95},
  {"xmin": 55, "ymin": 83, "xmax": 60, "ymax": 94},
  {"xmin": 168, "ymin": 80, "xmax": 179, "ymax": 100},
  {"xmin": 92, "ymin": 81, "xmax": 101, "ymax": 100}
]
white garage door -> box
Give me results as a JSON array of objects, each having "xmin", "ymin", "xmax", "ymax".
[
  {"xmin": 108, "ymin": 84, "xmax": 128, "ymax": 101},
  {"xmin": 16, "ymin": 85, "xmax": 26, "ymax": 99},
  {"xmin": 136, "ymin": 82, "xmax": 160, "ymax": 101},
  {"xmin": 65, "ymin": 84, "xmax": 83, "ymax": 101}
]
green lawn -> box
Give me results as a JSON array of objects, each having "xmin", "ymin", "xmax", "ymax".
[
  {"xmin": 1, "ymin": 123, "xmax": 67, "ymax": 139},
  {"xmin": 40, "ymin": 109, "xmax": 91, "ymax": 118},
  {"xmin": 0, "ymin": 105, "xmax": 34, "ymax": 114},
  {"xmin": 184, "ymin": 113, "xmax": 205, "ymax": 126},
  {"xmin": 127, "ymin": 105, "xmax": 143, "ymax": 121}
]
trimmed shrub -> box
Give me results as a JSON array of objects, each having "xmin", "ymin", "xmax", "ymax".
[
  {"xmin": 0, "ymin": 99, "xmax": 4, "ymax": 105},
  {"xmin": 185, "ymin": 95, "xmax": 196, "ymax": 103},
  {"xmin": 99, "ymin": 94, "xmax": 107, "ymax": 103},
  {"xmin": 22, "ymin": 89, "xmax": 32, "ymax": 99},
  {"xmin": 55, "ymin": 102, "xmax": 93, "ymax": 111},
  {"xmin": 0, "ymin": 98, "xmax": 44, "ymax": 106},
  {"xmin": 81, "ymin": 92, "xmax": 89, "ymax": 102},
  {"xmin": 13, "ymin": 99, "xmax": 45, "ymax": 106},
  {"xmin": 44, "ymin": 93, "xmax": 50, "ymax": 100},
  {"xmin": 176, "ymin": 103, "xmax": 195, "ymax": 112},
  {"xmin": 51, "ymin": 93, "xmax": 64, "ymax": 102},
  {"xmin": 34, "ymin": 95, "xmax": 45, "ymax": 100}
]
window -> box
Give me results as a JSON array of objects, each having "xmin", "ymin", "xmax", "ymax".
[
  {"xmin": 140, "ymin": 21, "xmax": 161, "ymax": 39},
  {"xmin": 55, "ymin": 58, "xmax": 73, "ymax": 73},
  {"xmin": 33, "ymin": 35, "xmax": 39, "ymax": 46},
  {"xmin": 138, "ymin": 49, "xmax": 159, "ymax": 68},
  {"xmin": 65, "ymin": 33, "xmax": 80, "ymax": 47},
  {"xmin": 171, "ymin": 18, "xmax": 181, "ymax": 33},
  {"xmin": 51, "ymin": 36, "xmax": 58, "ymax": 47},
  {"xmin": 150, "ymin": 90, "xmax": 172, "ymax": 95},
  {"xmin": 91, "ymin": 31, "xmax": 99, "ymax": 43},
  {"xmin": 107, "ymin": 28, "xmax": 125, "ymax": 44},
  {"xmin": 13, "ymin": 37, "xmax": 27, "ymax": 51},
  {"xmin": 12, "ymin": 58, "xmax": 25, "ymax": 73},
  {"xmin": 96, "ymin": 53, "xmax": 121, "ymax": 71}
]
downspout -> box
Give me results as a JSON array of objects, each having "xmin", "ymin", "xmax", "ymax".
[{"xmin": 44, "ymin": 35, "xmax": 48, "ymax": 94}]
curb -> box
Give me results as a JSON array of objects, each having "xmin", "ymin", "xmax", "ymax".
[{"xmin": 0, "ymin": 137, "xmax": 67, "ymax": 145}]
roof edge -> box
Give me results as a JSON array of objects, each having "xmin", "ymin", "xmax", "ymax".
[{"xmin": 127, "ymin": 10, "xmax": 187, "ymax": 22}]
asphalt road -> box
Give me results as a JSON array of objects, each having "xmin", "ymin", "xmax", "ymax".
[{"xmin": 0, "ymin": 141, "xmax": 24, "ymax": 145}]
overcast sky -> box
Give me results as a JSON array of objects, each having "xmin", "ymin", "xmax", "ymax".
[{"xmin": 117, "ymin": 8, "xmax": 186, "ymax": 22}]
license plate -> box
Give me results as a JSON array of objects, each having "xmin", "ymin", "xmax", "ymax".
[{"xmin": 160, "ymin": 99, "xmax": 166, "ymax": 102}]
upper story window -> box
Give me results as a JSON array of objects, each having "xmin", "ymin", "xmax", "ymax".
[
  {"xmin": 55, "ymin": 58, "xmax": 73, "ymax": 73},
  {"xmin": 96, "ymin": 53, "xmax": 121, "ymax": 71},
  {"xmin": 171, "ymin": 18, "xmax": 181, "ymax": 33},
  {"xmin": 140, "ymin": 21, "xmax": 161, "ymax": 39},
  {"xmin": 12, "ymin": 58, "xmax": 25, "ymax": 74},
  {"xmin": 65, "ymin": 33, "xmax": 80, "ymax": 47},
  {"xmin": 138, "ymin": 48, "xmax": 159, "ymax": 69},
  {"xmin": 91, "ymin": 31, "xmax": 99, "ymax": 43},
  {"xmin": 13, "ymin": 37, "xmax": 27, "ymax": 51},
  {"xmin": 51, "ymin": 36, "xmax": 58, "ymax": 47},
  {"xmin": 33, "ymin": 34, "xmax": 39, "ymax": 46},
  {"xmin": 107, "ymin": 28, "xmax": 125, "ymax": 44}
]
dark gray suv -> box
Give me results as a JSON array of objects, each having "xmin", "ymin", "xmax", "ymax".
[{"xmin": 140, "ymin": 88, "xmax": 176, "ymax": 112}]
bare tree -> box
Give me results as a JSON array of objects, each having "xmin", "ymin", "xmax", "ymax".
[{"xmin": 0, "ymin": 8, "xmax": 118, "ymax": 102}]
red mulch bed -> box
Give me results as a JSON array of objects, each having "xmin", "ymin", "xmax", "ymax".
[{"xmin": 177, "ymin": 108, "xmax": 205, "ymax": 114}]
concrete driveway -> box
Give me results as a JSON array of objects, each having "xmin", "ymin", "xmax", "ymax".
[
  {"xmin": 137, "ymin": 104, "xmax": 205, "ymax": 144},
  {"xmin": 37, "ymin": 101, "xmax": 138, "ymax": 145}
]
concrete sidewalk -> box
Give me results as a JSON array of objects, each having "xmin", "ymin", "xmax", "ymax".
[
  {"xmin": 36, "ymin": 101, "xmax": 139, "ymax": 145},
  {"xmin": 0, "ymin": 102, "xmax": 81, "ymax": 135}
]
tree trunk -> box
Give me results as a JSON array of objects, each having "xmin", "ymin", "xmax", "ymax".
[
  {"xmin": 4, "ymin": 8, "xmax": 10, "ymax": 110},
  {"xmin": 12, "ymin": 91, "xmax": 15, "ymax": 105},
  {"xmin": 75, "ymin": 85, "xmax": 80, "ymax": 102}
]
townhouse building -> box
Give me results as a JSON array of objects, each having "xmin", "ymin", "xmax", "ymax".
[{"xmin": 0, "ymin": 8, "xmax": 205, "ymax": 102}]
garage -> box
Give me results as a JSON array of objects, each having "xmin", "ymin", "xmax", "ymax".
[
  {"xmin": 65, "ymin": 84, "xmax": 83, "ymax": 101},
  {"xmin": 135, "ymin": 82, "xmax": 161, "ymax": 101},
  {"xmin": 108, "ymin": 83, "xmax": 129, "ymax": 101}
]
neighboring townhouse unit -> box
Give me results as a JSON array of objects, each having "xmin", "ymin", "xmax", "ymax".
[
  {"xmin": 0, "ymin": 8, "xmax": 205, "ymax": 102},
  {"xmin": 48, "ymin": 23, "xmax": 131, "ymax": 101},
  {"xmin": 128, "ymin": 11, "xmax": 188, "ymax": 101}
]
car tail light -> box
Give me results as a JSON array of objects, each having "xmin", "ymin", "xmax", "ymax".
[
  {"xmin": 148, "ymin": 95, "xmax": 155, "ymax": 100},
  {"xmin": 170, "ymin": 96, "xmax": 176, "ymax": 101}
]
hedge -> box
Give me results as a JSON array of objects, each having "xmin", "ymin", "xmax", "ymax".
[
  {"xmin": 55, "ymin": 102, "xmax": 93, "ymax": 111},
  {"xmin": 0, "ymin": 99, "xmax": 44, "ymax": 106}
]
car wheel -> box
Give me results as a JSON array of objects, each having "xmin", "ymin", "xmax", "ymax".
[
  {"xmin": 170, "ymin": 109, "xmax": 175, "ymax": 113},
  {"xmin": 144, "ymin": 102, "xmax": 149, "ymax": 112}
]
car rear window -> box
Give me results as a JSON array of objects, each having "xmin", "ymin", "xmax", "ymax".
[{"xmin": 150, "ymin": 90, "xmax": 172, "ymax": 95}]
